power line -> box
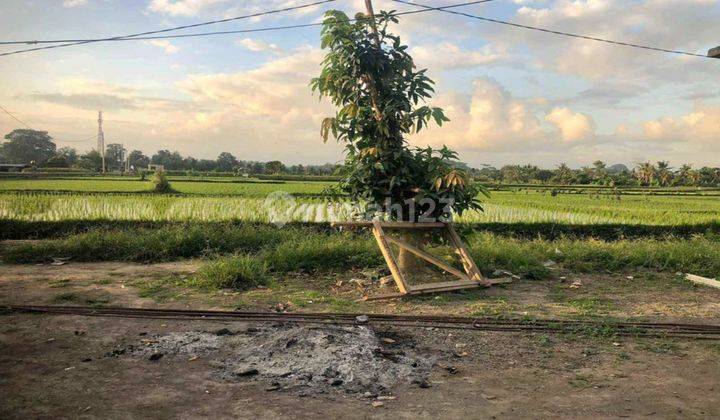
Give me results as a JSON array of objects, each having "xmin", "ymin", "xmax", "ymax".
[
  {"xmin": 0, "ymin": 0, "xmax": 492, "ymax": 57},
  {"xmin": 392, "ymin": 0, "xmax": 715, "ymax": 59},
  {"xmin": 0, "ymin": 104, "xmax": 95, "ymax": 143},
  {"xmin": 56, "ymin": 133, "xmax": 98, "ymax": 143},
  {"xmin": 0, "ymin": 104, "xmax": 32, "ymax": 128},
  {"xmin": 0, "ymin": 0, "xmax": 337, "ymax": 48}
]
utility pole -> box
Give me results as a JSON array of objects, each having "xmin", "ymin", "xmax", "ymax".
[
  {"xmin": 120, "ymin": 143, "xmax": 125, "ymax": 173},
  {"xmin": 97, "ymin": 110, "xmax": 106, "ymax": 173},
  {"xmin": 363, "ymin": 0, "xmax": 383, "ymax": 121},
  {"xmin": 124, "ymin": 144, "xmax": 130, "ymax": 173},
  {"xmin": 364, "ymin": 0, "xmax": 381, "ymax": 47}
]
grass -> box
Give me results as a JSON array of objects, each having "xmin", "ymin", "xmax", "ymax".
[
  {"xmin": 190, "ymin": 254, "xmax": 269, "ymax": 291},
  {"xmin": 1, "ymin": 224, "xmax": 309, "ymax": 262},
  {"xmin": 4, "ymin": 224, "xmax": 719, "ymax": 285},
  {"xmin": 465, "ymin": 232, "xmax": 720, "ymax": 278},
  {"xmin": 50, "ymin": 291, "xmax": 112, "ymax": 307}
]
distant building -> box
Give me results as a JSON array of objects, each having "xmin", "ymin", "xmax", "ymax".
[
  {"xmin": 0, "ymin": 163, "xmax": 30, "ymax": 172},
  {"xmin": 148, "ymin": 164, "xmax": 165, "ymax": 171}
]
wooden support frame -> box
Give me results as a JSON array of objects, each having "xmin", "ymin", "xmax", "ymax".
[{"xmin": 334, "ymin": 221, "xmax": 500, "ymax": 298}]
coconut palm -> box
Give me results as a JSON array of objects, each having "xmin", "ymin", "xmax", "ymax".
[
  {"xmin": 656, "ymin": 161, "xmax": 673, "ymax": 187},
  {"xmin": 676, "ymin": 164, "xmax": 692, "ymax": 186},
  {"xmin": 634, "ymin": 162, "xmax": 656, "ymax": 186},
  {"xmin": 554, "ymin": 163, "xmax": 574, "ymax": 185}
]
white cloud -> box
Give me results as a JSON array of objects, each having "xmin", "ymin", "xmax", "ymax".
[
  {"xmin": 147, "ymin": 0, "xmax": 228, "ymax": 16},
  {"xmin": 144, "ymin": 40, "xmax": 180, "ymax": 54},
  {"xmin": 163, "ymin": 47, "xmax": 342, "ymax": 162},
  {"xmin": 545, "ymin": 107, "xmax": 595, "ymax": 142},
  {"xmin": 496, "ymin": 0, "xmax": 719, "ymax": 83},
  {"xmin": 411, "ymin": 78, "xmax": 546, "ymax": 152},
  {"xmin": 410, "ymin": 42, "xmax": 506, "ymax": 70},
  {"xmin": 235, "ymin": 38, "xmax": 284, "ymax": 55},
  {"xmin": 62, "ymin": 0, "xmax": 88, "ymax": 7},
  {"xmin": 642, "ymin": 103, "xmax": 720, "ymax": 143}
]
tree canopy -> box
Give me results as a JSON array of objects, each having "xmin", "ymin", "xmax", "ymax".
[
  {"xmin": 0, "ymin": 129, "xmax": 56, "ymax": 165},
  {"xmin": 311, "ymin": 9, "xmax": 484, "ymax": 221}
]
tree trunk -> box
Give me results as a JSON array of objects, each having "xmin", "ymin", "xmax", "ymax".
[{"xmin": 397, "ymin": 231, "xmax": 424, "ymax": 276}]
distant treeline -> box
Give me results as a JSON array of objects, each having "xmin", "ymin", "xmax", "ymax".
[{"xmin": 2, "ymin": 128, "xmax": 719, "ymax": 187}]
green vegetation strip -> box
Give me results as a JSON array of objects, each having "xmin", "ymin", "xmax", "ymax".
[
  {"xmin": 2, "ymin": 225, "xmax": 719, "ymax": 285},
  {"xmin": 2, "ymin": 219, "xmax": 718, "ymax": 241}
]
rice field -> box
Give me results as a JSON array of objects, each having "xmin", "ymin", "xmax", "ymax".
[
  {"xmin": 0, "ymin": 178, "xmax": 334, "ymax": 197},
  {"xmin": 0, "ymin": 187, "xmax": 717, "ymax": 226},
  {"xmin": 1, "ymin": 178, "xmax": 719, "ymax": 278}
]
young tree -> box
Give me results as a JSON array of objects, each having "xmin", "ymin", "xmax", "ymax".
[
  {"xmin": 77, "ymin": 150, "xmax": 103, "ymax": 171},
  {"xmin": 265, "ymin": 160, "xmax": 286, "ymax": 174},
  {"xmin": 312, "ymin": 8, "xmax": 484, "ymax": 219},
  {"xmin": 216, "ymin": 152, "xmax": 239, "ymax": 172},
  {"xmin": 312, "ymin": 7, "xmax": 485, "ymax": 272},
  {"xmin": 105, "ymin": 143, "xmax": 125, "ymax": 171},
  {"xmin": 1, "ymin": 129, "xmax": 56, "ymax": 165},
  {"xmin": 151, "ymin": 150, "xmax": 184, "ymax": 170},
  {"xmin": 45, "ymin": 155, "xmax": 69, "ymax": 167},
  {"xmin": 56, "ymin": 147, "xmax": 78, "ymax": 166},
  {"xmin": 127, "ymin": 150, "xmax": 150, "ymax": 170}
]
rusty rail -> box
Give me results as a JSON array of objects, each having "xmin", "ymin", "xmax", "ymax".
[{"xmin": 3, "ymin": 305, "xmax": 720, "ymax": 339}]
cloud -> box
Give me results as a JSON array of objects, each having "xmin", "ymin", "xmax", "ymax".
[
  {"xmin": 235, "ymin": 38, "xmax": 284, "ymax": 55},
  {"xmin": 62, "ymin": 0, "xmax": 88, "ymax": 7},
  {"xmin": 144, "ymin": 40, "xmax": 180, "ymax": 54},
  {"xmin": 410, "ymin": 42, "xmax": 506, "ymax": 70},
  {"xmin": 642, "ymin": 103, "xmax": 720, "ymax": 143},
  {"xmin": 147, "ymin": 0, "xmax": 229, "ymax": 16},
  {"xmin": 545, "ymin": 107, "xmax": 595, "ymax": 142},
  {"xmin": 178, "ymin": 46, "xmax": 325, "ymax": 115},
  {"xmin": 162, "ymin": 47, "xmax": 342, "ymax": 162},
  {"xmin": 22, "ymin": 79, "xmax": 197, "ymax": 113},
  {"xmin": 496, "ymin": 0, "xmax": 719, "ymax": 83},
  {"xmin": 26, "ymin": 93, "xmax": 138, "ymax": 111},
  {"xmin": 411, "ymin": 78, "xmax": 546, "ymax": 152}
]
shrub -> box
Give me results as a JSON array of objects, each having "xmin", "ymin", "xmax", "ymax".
[
  {"xmin": 152, "ymin": 170, "xmax": 171, "ymax": 193},
  {"xmin": 191, "ymin": 254, "xmax": 269, "ymax": 290}
]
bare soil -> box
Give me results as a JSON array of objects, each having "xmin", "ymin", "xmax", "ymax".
[
  {"xmin": 2, "ymin": 261, "xmax": 719, "ymax": 322},
  {"xmin": 2, "ymin": 261, "xmax": 720, "ymax": 418},
  {"xmin": 2, "ymin": 313, "xmax": 719, "ymax": 419}
]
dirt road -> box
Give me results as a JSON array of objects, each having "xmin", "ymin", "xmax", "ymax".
[{"xmin": 2, "ymin": 261, "xmax": 719, "ymax": 418}]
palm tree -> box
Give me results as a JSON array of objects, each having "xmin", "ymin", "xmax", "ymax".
[
  {"xmin": 688, "ymin": 170, "xmax": 702, "ymax": 186},
  {"xmin": 676, "ymin": 164, "xmax": 692, "ymax": 186},
  {"xmin": 656, "ymin": 161, "xmax": 673, "ymax": 187},
  {"xmin": 634, "ymin": 162, "xmax": 656, "ymax": 186},
  {"xmin": 554, "ymin": 163, "xmax": 574, "ymax": 185},
  {"xmin": 592, "ymin": 160, "xmax": 608, "ymax": 185}
]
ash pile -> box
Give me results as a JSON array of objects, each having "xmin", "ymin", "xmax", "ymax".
[{"xmin": 133, "ymin": 324, "xmax": 437, "ymax": 395}]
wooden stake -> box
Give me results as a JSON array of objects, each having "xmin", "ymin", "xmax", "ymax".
[
  {"xmin": 446, "ymin": 223, "xmax": 487, "ymax": 284},
  {"xmin": 685, "ymin": 273, "xmax": 720, "ymax": 290},
  {"xmin": 340, "ymin": 221, "xmax": 500, "ymax": 298},
  {"xmin": 385, "ymin": 235, "xmax": 469, "ymax": 280},
  {"xmin": 372, "ymin": 220, "xmax": 409, "ymax": 294}
]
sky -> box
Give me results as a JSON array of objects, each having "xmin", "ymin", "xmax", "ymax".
[{"xmin": 0, "ymin": 0, "xmax": 718, "ymax": 169}]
